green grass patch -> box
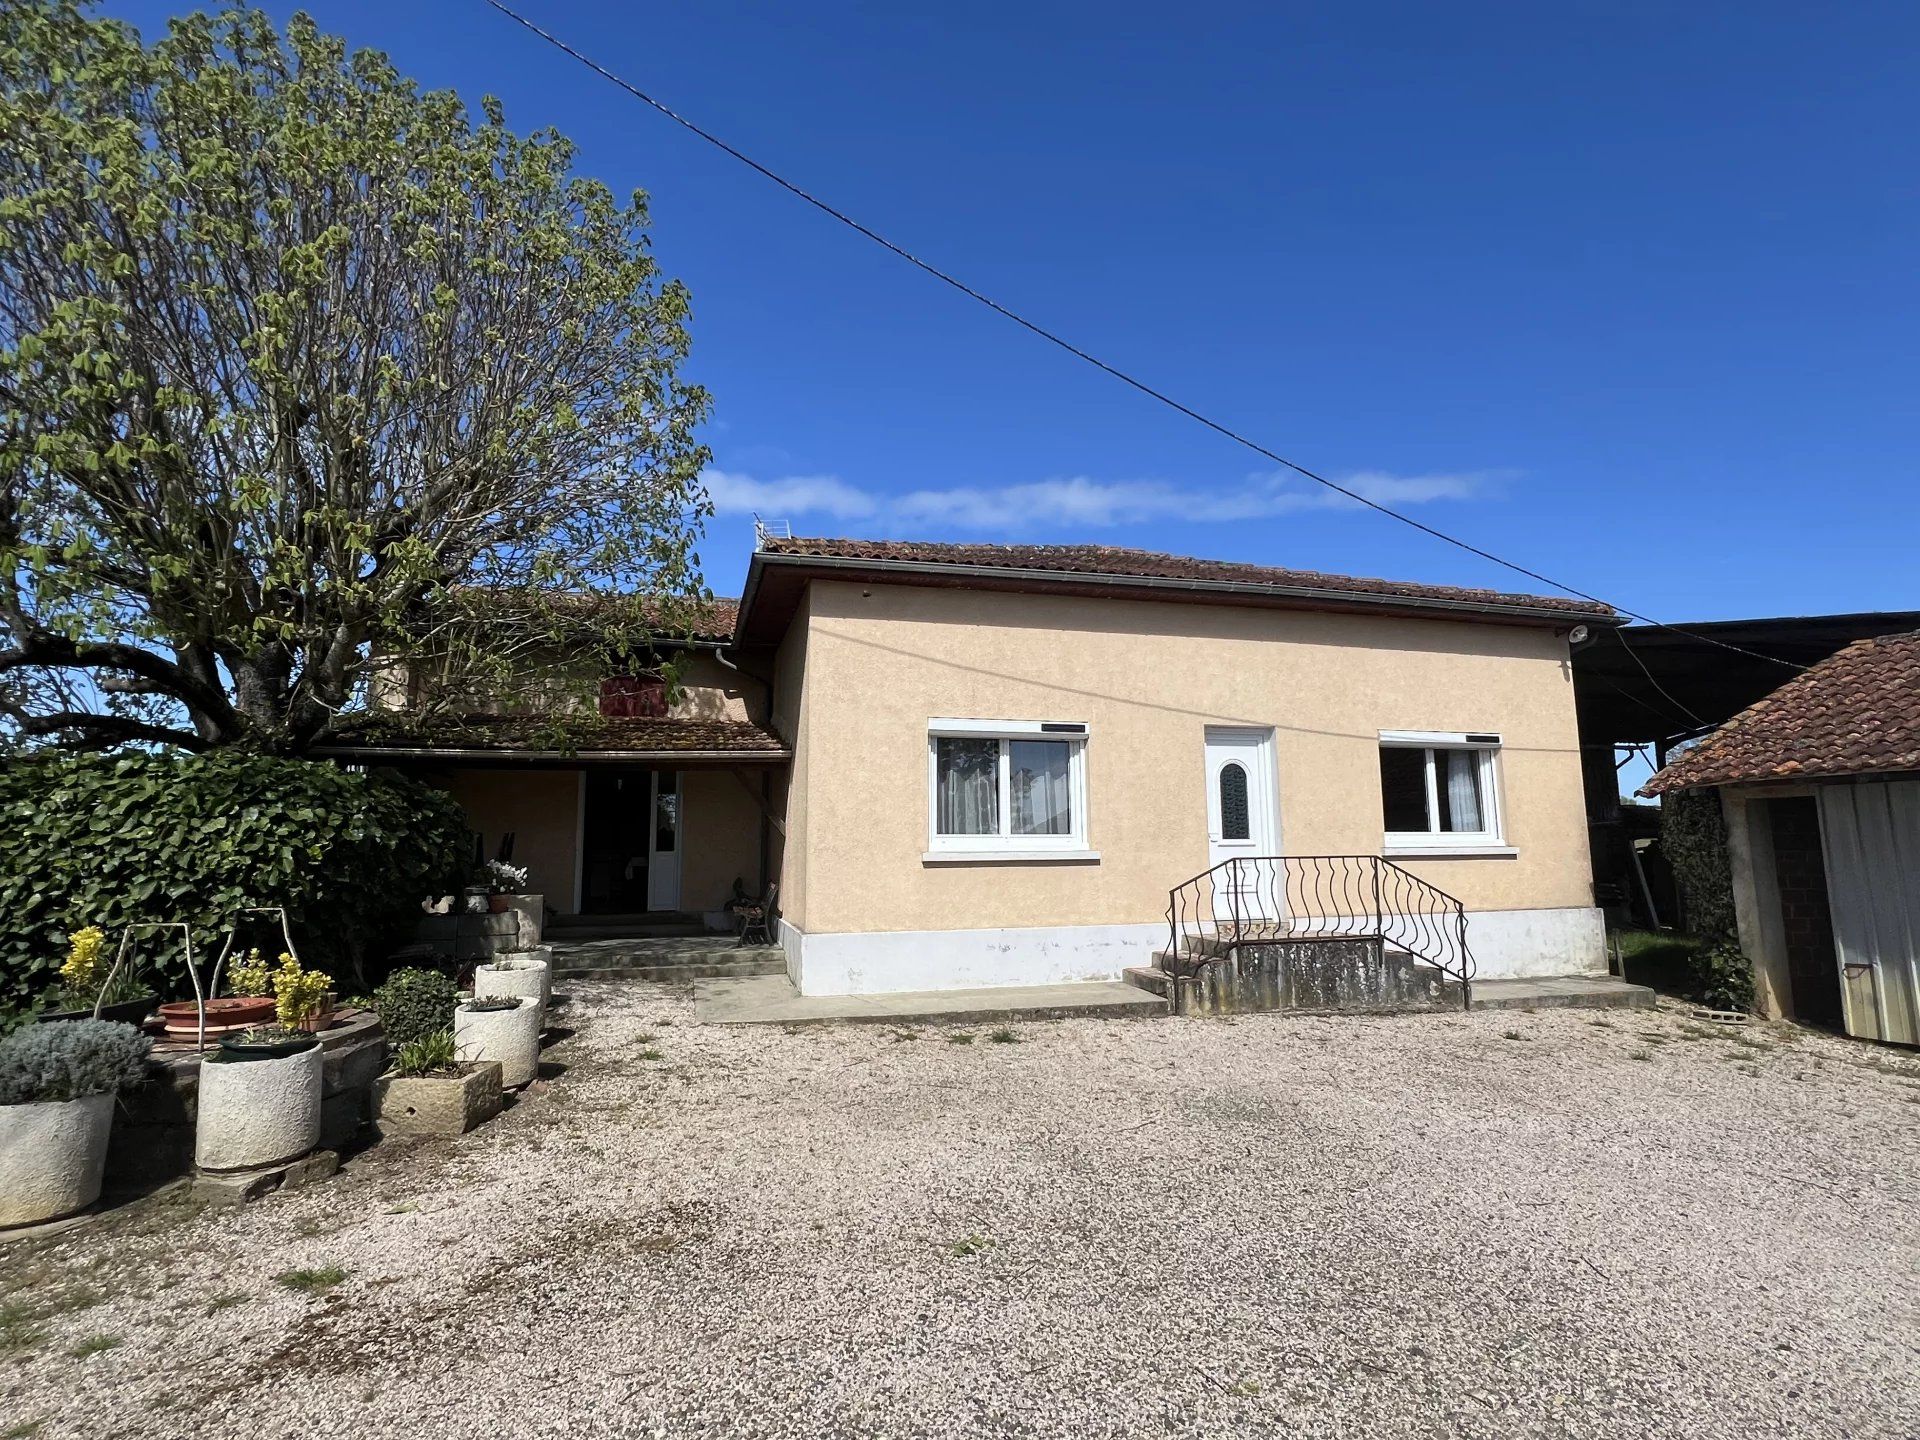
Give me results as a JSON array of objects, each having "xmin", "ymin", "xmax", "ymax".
[
  {"xmin": 636, "ymin": 1047, "xmax": 664, "ymax": 1061},
  {"xmin": 67, "ymin": 1334, "xmax": 120, "ymax": 1359},
  {"xmin": 945, "ymin": 1032, "xmax": 976, "ymax": 1045},
  {"xmin": 987, "ymin": 1028, "xmax": 1022, "ymax": 1044},
  {"xmin": 947, "ymin": 1233, "xmax": 994, "ymax": 1257},
  {"xmin": 0, "ymin": 1300, "xmax": 44, "ymax": 1352},
  {"xmin": 275, "ymin": 1266, "xmax": 347, "ymax": 1295}
]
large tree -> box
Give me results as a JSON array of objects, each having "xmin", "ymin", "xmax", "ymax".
[{"xmin": 0, "ymin": 2, "xmax": 711, "ymax": 753}]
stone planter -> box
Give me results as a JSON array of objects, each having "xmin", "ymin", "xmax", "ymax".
[
  {"xmin": 454, "ymin": 998, "xmax": 541, "ymax": 1089},
  {"xmin": 375, "ymin": 1061, "xmax": 504, "ymax": 1138},
  {"xmin": 195, "ymin": 1044, "xmax": 322, "ymax": 1172},
  {"xmin": 36, "ymin": 994, "xmax": 159, "ymax": 1028},
  {"xmin": 473, "ymin": 954, "xmax": 550, "ymax": 1010},
  {"xmin": 0, "ymin": 1093, "xmax": 114, "ymax": 1227}
]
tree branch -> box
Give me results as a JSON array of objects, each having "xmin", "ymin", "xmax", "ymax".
[{"xmin": 4, "ymin": 708, "xmax": 210, "ymax": 753}]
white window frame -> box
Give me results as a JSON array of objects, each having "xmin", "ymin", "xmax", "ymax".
[
  {"xmin": 925, "ymin": 719, "xmax": 1095, "ymax": 862},
  {"xmin": 1378, "ymin": 730, "xmax": 1512, "ymax": 857}
]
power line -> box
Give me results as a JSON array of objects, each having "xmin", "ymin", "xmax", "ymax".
[{"xmin": 477, "ymin": 0, "xmax": 1807, "ymax": 674}]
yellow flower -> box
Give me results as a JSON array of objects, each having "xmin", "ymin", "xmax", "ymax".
[{"xmin": 60, "ymin": 926, "xmax": 107, "ymax": 992}]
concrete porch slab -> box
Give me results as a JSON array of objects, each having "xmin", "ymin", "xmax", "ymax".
[
  {"xmin": 1470, "ymin": 975, "xmax": 1656, "ymax": 1011},
  {"xmin": 692, "ymin": 973, "xmax": 1168, "ymax": 1026}
]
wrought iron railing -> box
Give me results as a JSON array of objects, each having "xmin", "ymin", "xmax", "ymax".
[{"xmin": 1165, "ymin": 855, "xmax": 1473, "ymax": 987}]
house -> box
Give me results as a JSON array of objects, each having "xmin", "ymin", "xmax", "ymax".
[
  {"xmin": 323, "ymin": 536, "xmax": 1623, "ymax": 998},
  {"xmin": 1642, "ymin": 631, "xmax": 1920, "ymax": 1045}
]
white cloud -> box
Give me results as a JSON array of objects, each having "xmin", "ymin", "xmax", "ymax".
[
  {"xmin": 701, "ymin": 468, "xmax": 878, "ymax": 521},
  {"xmin": 702, "ymin": 465, "xmax": 1500, "ymax": 533}
]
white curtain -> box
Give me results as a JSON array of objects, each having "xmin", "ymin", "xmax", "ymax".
[
  {"xmin": 937, "ymin": 738, "xmax": 999, "ymax": 836},
  {"xmin": 1444, "ymin": 749, "xmax": 1483, "ymax": 832},
  {"xmin": 1010, "ymin": 740, "xmax": 1072, "ymax": 836}
]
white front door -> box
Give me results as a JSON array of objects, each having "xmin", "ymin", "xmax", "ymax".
[
  {"xmin": 1204, "ymin": 727, "xmax": 1278, "ymax": 921},
  {"xmin": 646, "ymin": 770, "xmax": 682, "ymax": 912}
]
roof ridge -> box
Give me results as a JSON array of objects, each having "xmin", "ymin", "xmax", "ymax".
[{"xmin": 758, "ymin": 535, "xmax": 1615, "ymax": 619}]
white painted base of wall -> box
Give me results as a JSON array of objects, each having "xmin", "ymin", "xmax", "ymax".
[
  {"xmin": 788, "ymin": 921, "xmax": 1166, "ymax": 997},
  {"xmin": 782, "ymin": 905, "xmax": 1606, "ymax": 995},
  {"xmin": 1465, "ymin": 906, "xmax": 1607, "ymax": 979}
]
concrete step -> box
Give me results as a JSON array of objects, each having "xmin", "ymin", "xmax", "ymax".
[
  {"xmin": 1470, "ymin": 976, "xmax": 1657, "ymax": 1011},
  {"xmin": 548, "ymin": 938, "xmax": 784, "ymax": 980},
  {"xmin": 1122, "ymin": 965, "xmax": 1171, "ymax": 997},
  {"xmin": 546, "ymin": 922, "xmax": 711, "ymax": 941},
  {"xmin": 559, "ymin": 961, "xmax": 785, "ymax": 982},
  {"xmin": 693, "ymin": 974, "xmax": 1168, "ymax": 1026}
]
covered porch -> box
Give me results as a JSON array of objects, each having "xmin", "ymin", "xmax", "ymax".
[{"xmin": 317, "ymin": 716, "xmax": 790, "ymax": 932}]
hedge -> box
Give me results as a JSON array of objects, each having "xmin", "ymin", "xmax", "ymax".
[{"xmin": 0, "ymin": 751, "xmax": 471, "ymax": 1015}]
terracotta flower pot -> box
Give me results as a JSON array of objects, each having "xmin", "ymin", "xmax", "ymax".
[
  {"xmin": 159, "ymin": 997, "xmax": 275, "ymax": 1038},
  {"xmin": 488, "ymin": 893, "xmax": 512, "ymax": 914}
]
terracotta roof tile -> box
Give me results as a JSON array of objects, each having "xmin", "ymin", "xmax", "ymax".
[
  {"xmin": 322, "ymin": 714, "xmax": 787, "ymax": 757},
  {"xmin": 757, "ymin": 536, "xmax": 1615, "ymax": 618},
  {"xmin": 1642, "ymin": 631, "xmax": 1920, "ymax": 793}
]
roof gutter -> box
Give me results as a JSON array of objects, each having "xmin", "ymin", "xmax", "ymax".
[
  {"xmin": 740, "ymin": 550, "xmax": 1618, "ymax": 629},
  {"xmin": 313, "ymin": 745, "xmax": 791, "ymax": 763}
]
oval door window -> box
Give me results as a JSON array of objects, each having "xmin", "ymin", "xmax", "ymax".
[{"xmin": 1219, "ymin": 761, "xmax": 1251, "ymax": 840}]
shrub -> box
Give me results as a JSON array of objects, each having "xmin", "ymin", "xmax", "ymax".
[
  {"xmin": 0, "ymin": 752, "xmax": 470, "ymax": 1014},
  {"xmin": 0, "ymin": 1020, "xmax": 152, "ymax": 1105},
  {"xmin": 1687, "ymin": 939, "xmax": 1756, "ymax": 1013},
  {"xmin": 1660, "ymin": 789, "xmax": 1738, "ymax": 939},
  {"xmin": 373, "ymin": 968, "xmax": 460, "ymax": 1049}
]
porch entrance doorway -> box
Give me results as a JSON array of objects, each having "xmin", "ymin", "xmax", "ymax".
[{"xmin": 580, "ymin": 768, "xmax": 681, "ymax": 914}]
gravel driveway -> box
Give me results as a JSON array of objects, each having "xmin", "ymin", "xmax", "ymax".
[{"xmin": 3, "ymin": 985, "xmax": 1917, "ymax": 1439}]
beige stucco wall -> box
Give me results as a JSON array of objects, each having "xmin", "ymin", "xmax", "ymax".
[
  {"xmin": 447, "ymin": 768, "xmax": 580, "ymax": 912},
  {"xmin": 680, "ymin": 768, "xmax": 765, "ymax": 914},
  {"xmin": 790, "ymin": 580, "xmax": 1594, "ymax": 937},
  {"xmin": 769, "ymin": 586, "xmax": 814, "ymax": 931},
  {"xmin": 668, "ymin": 651, "xmax": 756, "ymax": 723}
]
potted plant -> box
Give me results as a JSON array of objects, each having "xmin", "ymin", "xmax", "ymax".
[
  {"xmin": 34, "ymin": 926, "xmax": 159, "ymax": 1027},
  {"xmin": 375, "ymin": 1029, "xmax": 504, "ymax": 1137},
  {"xmin": 197, "ymin": 1021, "xmax": 322, "ymax": 1171},
  {"xmin": 473, "ymin": 950, "xmax": 550, "ymax": 1011},
  {"xmin": 484, "ymin": 859, "xmax": 529, "ymax": 914},
  {"xmin": 0, "ymin": 1020, "xmax": 152, "ymax": 1227},
  {"xmin": 157, "ymin": 946, "xmax": 276, "ymax": 1039},
  {"xmin": 453, "ymin": 995, "xmax": 541, "ymax": 1090},
  {"xmin": 195, "ymin": 960, "xmax": 330, "ymax": 1174},
  {"xmin": 270, "ymin": 951, "xmax": 335, "ymax": 1034}
]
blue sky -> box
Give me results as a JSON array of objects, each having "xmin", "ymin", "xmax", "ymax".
[{"xmin": 107, "ymin": 1, "xmax": 1920, "ymax": 614}]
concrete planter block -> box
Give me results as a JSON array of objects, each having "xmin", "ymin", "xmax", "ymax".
[
  {"xmin": 454, "ymin": 998, "xmax": 541, "ymax": 1089},
  {"xmin": 376, "ymin": 1061, "xmax": 504, "ymax": 1137},
  {"xmin": 0, "ymin": 1093, "xmax": 114, "ymax": 1227},
  {"xmin": 475, "ymin": 954, "xmax": 551, "ymax": 1009},
  {"xmin": 503, "ymin": 894, "xmax": 544, "ymax": 946},
  {"xmin": 195, "ymin": 1044, "xmax": 322, "ymax": 1173}
]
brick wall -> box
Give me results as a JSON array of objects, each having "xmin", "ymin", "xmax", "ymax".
[{"xmin": 1766, "ymin": 797, "xmax": 1842, "ymax": 1027}]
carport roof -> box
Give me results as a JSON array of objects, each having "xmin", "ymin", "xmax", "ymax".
[{"xmin": 1641, "ymin": 630, "xmax": 1920, "ymax": 794}]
